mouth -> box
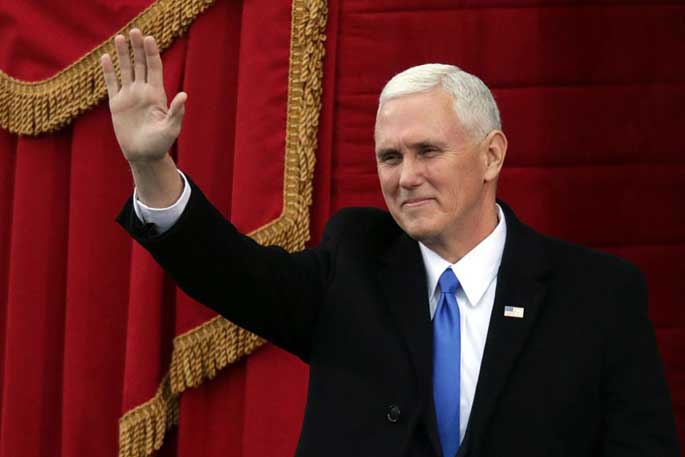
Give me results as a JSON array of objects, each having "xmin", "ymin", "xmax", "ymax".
[{"xmin": 401, "ymin": 197, "xmax": 434, "ymax": 208}]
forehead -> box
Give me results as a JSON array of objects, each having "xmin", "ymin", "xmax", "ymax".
[{"xmin": 374, "ymin": 88, "xmax": 465, "ymax": 148}]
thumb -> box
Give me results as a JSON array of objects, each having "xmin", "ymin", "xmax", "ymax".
[{"xmin": 167, "ymin": 91, "xmax": 188, "ymax": 125}]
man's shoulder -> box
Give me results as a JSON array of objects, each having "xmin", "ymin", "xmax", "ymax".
[
  {"xmin": 325, "ymin": 206, "xmax": 398, "ymax": 234},
  {"xmin": 328, "ymin": 206, "xmax": 394, "ymax": 224},
  {"xmin": 321, "ymin": 206, "xmax": 402, "ymax": 249},
  {"xmin": 527, "ymin": 225, "xmax": 643, "ymax": 284},
  {"xmin": 501, "ymin": 201, "xmax": 638, "ymax": 277}
]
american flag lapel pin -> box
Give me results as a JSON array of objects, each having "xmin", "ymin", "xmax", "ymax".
[{"xmin": 504, "ymin": 306, "xmax": 525, "ymax": 318}]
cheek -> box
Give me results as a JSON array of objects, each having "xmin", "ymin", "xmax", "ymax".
[
  {"xmin": 431, "ymin": 165, "xmax": 480, "ymax": 208},
  {"xmin": 377, "ymin": 168, "xmax": 398, "ymax": 195}
]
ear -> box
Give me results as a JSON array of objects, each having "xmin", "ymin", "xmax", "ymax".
[{"xmin": 482, "ymin": 130, "xmax": 507, "ymax": 182}]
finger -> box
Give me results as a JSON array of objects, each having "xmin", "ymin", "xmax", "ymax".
[
  {"xmin": 129, "ymin": 28, "xmax": 147, "ymax": 83},
  {"xmin": 114, "ymin": 34, "xmax": 133, "ymax": 86},
  {"xmin": 100, "ymin": 53, "xmax": 119, "ymax": 99},
  {"xmin": 144, "ymin": 35, "xmax": 164, "ymax": 88},
  {"xmin": 167, "ymin": 92, "xmax": 188, "ymax": 124}
]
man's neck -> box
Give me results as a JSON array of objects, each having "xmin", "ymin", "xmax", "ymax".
[{"xmin": 422, "ymin": 205, "xmax": 500, "ymax": 264}]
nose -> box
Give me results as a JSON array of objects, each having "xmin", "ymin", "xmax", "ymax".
[{"xmin": 398, "ymin": 155, "xmax": 423, "ymax": 189}]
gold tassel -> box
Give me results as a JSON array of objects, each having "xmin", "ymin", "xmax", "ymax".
[
  {"xmin": 169, "ymin": 317, "xmax": 264, "ymax": 392},
  {"xmin": 118, "ymin": 374, "xmax": 179, "ymax": 457}
]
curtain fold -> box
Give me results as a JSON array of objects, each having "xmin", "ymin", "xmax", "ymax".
[{"xmin": 1, "ymin": 132, "xmax": 70, "ymax": 457}]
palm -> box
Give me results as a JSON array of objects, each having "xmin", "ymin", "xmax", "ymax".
[
  {"xmin": 100, "ymin": 31, "xmax": 186, "ymax": 163},
  {"xmin": 110, "ymin": 84, "xmax": 173, "ymax": 161}
]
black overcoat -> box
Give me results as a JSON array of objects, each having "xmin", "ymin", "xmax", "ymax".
[{"xmin": 118, "ymin": 178, "xmax": 679, "ymax": 457}]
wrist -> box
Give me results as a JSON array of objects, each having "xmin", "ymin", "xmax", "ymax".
[
  {"xmin": 130, "ymin": 154, "xmax": 184, "ymax": 208},
  {"xmin": 127, "ymin": 151, "xmax": 171, "ymax": 169}
]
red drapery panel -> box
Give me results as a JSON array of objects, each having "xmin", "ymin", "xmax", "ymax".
[
  {"xmin": 317, "ymin": 0, "xmax": 685, "ymax": 451},
  {"xmin": 0, "ymin": 0, "xmax": 683, "ymax": 456},
  {"xmin": 0, "ymin": 0, "xmax": 319, "ymax": 455}
]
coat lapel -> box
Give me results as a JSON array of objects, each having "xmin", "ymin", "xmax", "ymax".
[
  {"xmin": 377, "ymin": 232, "xmax": 443, "ymax": 456},
  {"xmin": 464, "ymin": 202, "xmax": 551, "ymax": 455}
]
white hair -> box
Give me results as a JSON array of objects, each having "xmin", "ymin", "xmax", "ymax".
[{"xmin": 378, "ymin": 64, "xmax": 501, "ymax": 139}]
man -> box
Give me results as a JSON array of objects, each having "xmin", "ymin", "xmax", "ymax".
[{"xmin": 102, "ymin": 29, "xmax": 680, "ymax": 456}]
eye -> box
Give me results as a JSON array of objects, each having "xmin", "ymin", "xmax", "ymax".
[
  {"xmin": 419, "ymin": 144, "xmax": 440, "ymax": 157},
  {"xmin": 377, "ymin": 150, "xmax": 402, "ymax": 165}
]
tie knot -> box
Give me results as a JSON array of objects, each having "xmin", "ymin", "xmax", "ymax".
[{"xmin": 438, "ymin": 268, "xmax": 459, "ymax": 295}]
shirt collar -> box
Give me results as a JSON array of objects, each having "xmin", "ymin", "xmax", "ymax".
[{"xmin": 419, "ymin": 204, "xmax": 507, "ymax": 308}]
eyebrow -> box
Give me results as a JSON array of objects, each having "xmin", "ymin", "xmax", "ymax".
[
  {"xmin": 376, "ymin": 140, "xmax": 447, "ymax": 157},
  {"xmin": 413, "ymin": 140, "xmax": 447, "ymax": 150},
  {"xmin": 375, "ymin": 147, "xmax": 399, "ymax": 159}
]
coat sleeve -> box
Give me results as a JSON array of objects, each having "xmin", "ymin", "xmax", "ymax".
[
  {"xmin": 600, "ymin": 265, "xmax": 681, "ymax": 456},
  {"xmin": 116, "ymin": 176, "xmax": 346, "ymax": 363}
]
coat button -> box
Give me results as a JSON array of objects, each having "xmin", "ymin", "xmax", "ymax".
[{"xmin": 387, "ymin": 404, "xmax": 401, "ymax": 423}]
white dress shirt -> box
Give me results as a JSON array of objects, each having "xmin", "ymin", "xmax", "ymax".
[
  {"xmin": 133, "ymin": 170, "xmax": 191, "ymax": 233},
  {"xmin": 418, "ymin": 205, "xmax": 506, "ymax": 443},
  {"xmin": 133, "ymin": 172, "xmax": 507, "ymax": 443}
]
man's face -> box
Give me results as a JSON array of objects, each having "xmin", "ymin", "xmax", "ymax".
[{"xmin": 375, "ymin": 87, "xmax": 491, "ymax": 250}]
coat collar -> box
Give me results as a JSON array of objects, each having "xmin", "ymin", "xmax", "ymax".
[{"xmin": 377, "ymin": 200, "xmax": 551, "ymax": 457}]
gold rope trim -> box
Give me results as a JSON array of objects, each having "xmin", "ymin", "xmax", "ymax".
[
  {"xmin": 169, "ymin": 316, "xmax": 265, "ymax": 392},
  {"xmin": 118, "ymin": 1, "xmax": 328, "ymax": 456},
  {"xmin": 249, "ymin": 0, "xmax": 328, "ymax": 252},
  {"xmin": 119, "ymin": 374, "xmax": 179, "ymax": 457},
  {"xmin": 0, "ymin": 0, "xmax": 215, "ymax": 136}
]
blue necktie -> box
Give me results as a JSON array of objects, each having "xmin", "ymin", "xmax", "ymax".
[{"xmin": 433, "ymin": 268, "xmax": 461, "ymax": 457}]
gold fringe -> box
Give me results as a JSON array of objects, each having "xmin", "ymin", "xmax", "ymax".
[
  {"xmin": 118, "ymin": 374, "xmax": 179, "ymax": 457},
  {"xmin": 250, "ymin": 0, "xmax": 328, "ymax": 253},
  {"xmin": 0, "ymin": 0, "xmax": 215, "ymax": 136},
  {"xmin": 118, "ymin": 1, "xmax": 328, "ymax": 456},
  {"xmin": 169, "ymin": 316, "xmax": 265, "ymax": 392}
]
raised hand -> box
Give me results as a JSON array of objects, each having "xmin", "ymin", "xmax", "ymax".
[{"xmin": 100, "ymin": 29, "xmax": 187, "ymax": 164}]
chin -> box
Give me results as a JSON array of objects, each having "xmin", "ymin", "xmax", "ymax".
[{"xmin": 398, "ymin": 220, "xmax": 438, "ymax": 243}]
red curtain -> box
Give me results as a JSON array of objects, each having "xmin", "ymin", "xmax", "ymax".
[
  {"xmin": 0, "ymin": 1, "xmax": 683, "ymax": 456},
  {"xmin": 0, "ymin": 0, "xmax": 312, "ymax": 455}
]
